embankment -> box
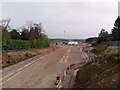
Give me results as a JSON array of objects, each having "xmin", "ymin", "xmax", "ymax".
[
  {"xmin": 2, "ymin": 46, "xmax": 59, "ymax": 68},
  {"xmin": 74, "ymin": 45, "xmax": 120, "ymax": 88}
]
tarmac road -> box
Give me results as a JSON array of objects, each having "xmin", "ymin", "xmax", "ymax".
[{"xmin": 1, "ymin": 44, "xmax": 90, "ymax": 88}]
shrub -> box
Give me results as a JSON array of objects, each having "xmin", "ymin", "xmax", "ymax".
[{"xmin": 2, "ymin": 38, "xmax": 50, "ymax": 50}]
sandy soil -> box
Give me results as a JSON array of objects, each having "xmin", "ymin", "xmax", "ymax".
[{"xmin": 2, "ymin": 46, "xmax": 59, "ymax": 68}]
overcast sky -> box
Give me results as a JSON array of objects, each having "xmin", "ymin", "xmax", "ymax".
[{"xmin": 1, "ymin": 1, "xmax": 118, "ymax": 39}]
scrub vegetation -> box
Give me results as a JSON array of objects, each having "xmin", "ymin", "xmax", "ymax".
[{"xmin": 75, "ymin": 17, "xmax": 120, "ymax": 88}]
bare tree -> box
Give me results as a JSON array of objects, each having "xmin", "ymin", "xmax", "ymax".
[
  {"xmin": 0, "ymin": 19, "xmax": 11, "ymax": 39},
  {"xmin": 0, "ymin": 19, "xmax": 11, "ymax": 31},
  {"xmin": 26, "ymin": 21, "xmax": 33, "ymax": 31}
]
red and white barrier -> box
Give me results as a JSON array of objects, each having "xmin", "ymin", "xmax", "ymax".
[
  {"xmin": 56, "ymin": 61, "xmax": 86, "ymax": 88},
  {"xmin": 57, "ymin": 47, "xmax": 93, "ymax": 88}
]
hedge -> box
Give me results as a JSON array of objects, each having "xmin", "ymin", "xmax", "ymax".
[{"xmin": 2, "ymin": 38, "xmax": 50, "ymax": 50}]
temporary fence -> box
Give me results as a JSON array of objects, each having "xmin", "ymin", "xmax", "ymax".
[
  {"xmin": 56, "ymin": 51, "xmax": 93, "ymax": 88},
  {"xmin": 56, "ymin": 61, "xmax": 86, "ymax": 88}
]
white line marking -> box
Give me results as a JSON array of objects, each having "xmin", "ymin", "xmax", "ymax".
[
  {"xmin": 1, "ymin": 60, "xmax": 37, "ymax": 81},
  {"xmin": 84, "ymin": 53, "xmax": 89, "ymax": 60},
  {"xmin": 80, "ymin": 48, "xmax": 82, "ymax": 51},
  {"xmin": 40, "ymin": 56, "xmax": 44, "ymax": 59},
  {"xmin": 24, "ymin": 62, "xmax": 33, "ymax": 67},
  {"xmin": 63, "ymin": 55, "xmax": 65, "ymax": 58},
  {"xmin": 29, "ymin": 60, "xmax": 44, "ymax": 67},
  {"xmin": 82, "ymin": 52, "xmax": 89, "ymax": 63},
  {"xmin": 61, "ymin": 56, "xmax": 66, "ymax": 63},
  {"xmin": 1, "ymin": 72, "xmax": 21, "ymax": 85},
  {"xmin": 82, "ymin": 53, "xmax": 86, "ymax": 59},
  {"xmin": 60, "ymin": 47, "xmax": 71, "ymax": 63},
  {"xmin": 17, "ymin": 66, "xmax": 25, "ymax": 71},
  {"xmin": 17, "ymin": 60, "xmax": 38, "ymax": 72},
  {"xmin": 0, "ymin": 72, "xmax": 14, "ymax": 80},
  {"xmin": 84, "ymin": 53, "xmax": 88, "ymax": 58},
  {"xmin": 60, "ymin": 57, "xmax": 64, "ymax": 63},
  {"xmin": 64, "ymin": 59, "xmax": 67, "ymax": 63},
  {"xmin": 60, "ymin": 53, "xmax": 67, "ymax": 63},
  {"xmin": 2, "ymin": 58, "xmax": 47, "ymax": 83},
  {"xmin": 1, "ymin": 53, "xmax": 52, "ymax": 84},
  {"xmin": 66, "ymin": 55, "xmax": 68, "ymax": 59}
]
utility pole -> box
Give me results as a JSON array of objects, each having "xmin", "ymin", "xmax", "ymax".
[
  {"xmin": 64, "ymin": 30, "xmax": 66, "ymax": 41},
  {"xmin": 118, "ymin": 16, "xmax": 120, "ymax": 49}
]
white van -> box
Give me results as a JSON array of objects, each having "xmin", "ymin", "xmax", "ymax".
[{"xmin": 68, "ymin": 41, "xmax": 78, "ymax": 45}]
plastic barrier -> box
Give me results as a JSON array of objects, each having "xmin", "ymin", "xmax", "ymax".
[
  {"xmin": 56, "ymin": 61, "xmax": 86, "ymax": 88},
  {"xmin": 56, "ymin": 49, "xmax": 93, "ymax": 88}
]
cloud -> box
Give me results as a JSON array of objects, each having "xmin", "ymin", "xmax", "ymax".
[{"xmin": 2, "ymin": 2, "xmax": 118, "ymax": 39}]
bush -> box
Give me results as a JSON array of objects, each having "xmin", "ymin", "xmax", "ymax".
[{"xmin": 2, "ymin": 38, "xmax": 50, "ymax": 50}]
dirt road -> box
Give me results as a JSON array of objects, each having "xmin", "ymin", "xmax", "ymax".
[{"xmin": 1, "ymin": 44, "xmax": 90, "ymax": 88}]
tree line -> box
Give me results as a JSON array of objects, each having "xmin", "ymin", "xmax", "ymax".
[
  {"xmin": 86, "ymin": 16, "xmax": 120, "ymax": 44},
  {"xmin": 1, "ymin": 19, "xmax": 50, "ymax": 50},
  {"xmin": 2, "ymin": 20, "xmax": 47, "ymax": 40}
]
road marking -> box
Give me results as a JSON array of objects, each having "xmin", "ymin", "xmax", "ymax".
[
  {"xmin": 24, "ymin": 61, "xmax": 35, "ymax": 67},
  {"xmin": 1, "ymin": 51, "xmax": 54, "ymax": 85},
  {"xmin": 17, "ymin": 57, "xmax": 46, "ymax": 72},
  {"xmin": 0, "ymin": 72, "xmax": 14, "ymax": 80},
  {"xmin": 62, "ymin": 49, "xmax": 71, "ymax": 63},
  {"xmin": 17, "ymin": 60, "xmax": 37, "ymax": 72},
  {"xmin": 17, "ymin": 67, "xmax": 25, "ymax": 71},
  {"xmin": 1, "ymin": 61, "xmax": 37, "ymax": 81},
  {"xmin": 29, "ymin": 58, "xmax": 47, "ymax": 67},
  {"xmin": 59, "ymin": 50, "xmax": 69, "ymax": 63},
  {"xmin": 82, "ymin": 53, "xmax": 86, "ymax": 59},
  {"xmin": 61, "ymin": 56, "xmax": 66, "ymax": 63},
  {"xmin": 2, "ymin": 57, "xmax": 47, "ymax": 84},
  {"xmin": 60, "ymin": 57, "xmax": 65, "ymax": 63},
  {"xmin": 66, "ymin": 55, "xmax": 69, "ymax": 59},
  {"xmin": 84, "ymin": 53, "xmax": 89, "ymax": 60},
  {"xmin": 64, "ymin": 59, "xmax": 67, "ymax": 63},
  {"xmin": 82, "ymin": 52, "xmax": 89, "ymax": 63},
  {"xmin": 40, "ymin": 56, "xmax": 44, "ymax": 59},
  {"xmin": 1, "ymin": 72, "xmax": 21, "ymax": 85}
]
